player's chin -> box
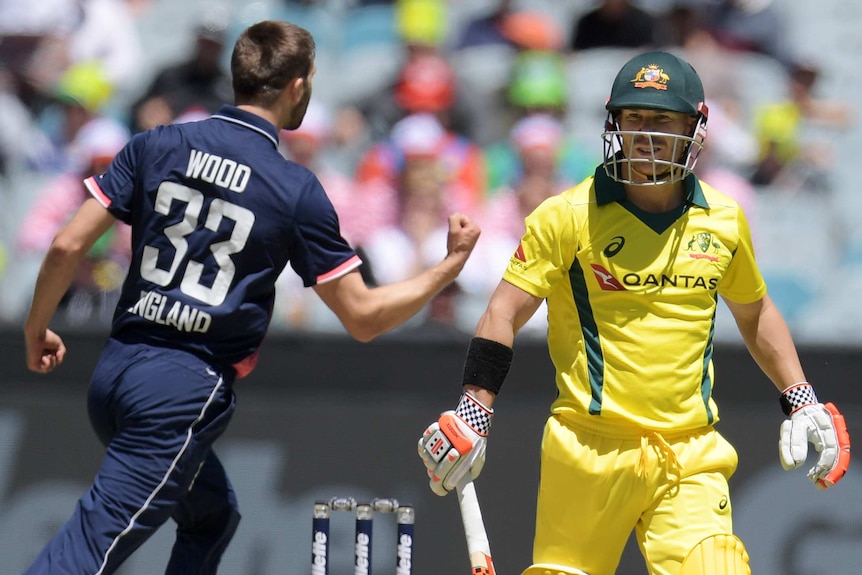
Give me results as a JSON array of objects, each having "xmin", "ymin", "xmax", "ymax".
[{"xmin": 284, "ymin": 116, "xmax": 303, "ymax": 131}]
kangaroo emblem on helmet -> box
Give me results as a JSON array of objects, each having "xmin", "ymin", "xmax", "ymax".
[{"xmin": 631, "ymin": 65, "xmax": 670, "ymax": 90}]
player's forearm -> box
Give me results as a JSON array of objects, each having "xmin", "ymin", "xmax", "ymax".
[
  {"xmin": 24, "ymin": 243, "xmax": 88, "ymax": 335},
  {"xmin": 346, "ymin": 255, "xmax": 465, "ymax": 341},
  {"xmin": 738, "ymin": 299, "xmax": 806, "ymax": 392}
]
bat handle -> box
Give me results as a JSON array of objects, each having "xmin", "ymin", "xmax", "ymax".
[{"xmin": 456, "ymin": 477, "xmax": 496, "ymax": 575}]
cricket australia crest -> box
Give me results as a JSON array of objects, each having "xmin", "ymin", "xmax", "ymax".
[{"xmin": 631, "ymin": 65, "xmax": 670, "ymax": 90}]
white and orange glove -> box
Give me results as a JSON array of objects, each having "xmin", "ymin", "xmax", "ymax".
[
  {"xmin": 418, "ymin": 391, "xmax": 493, "ymax": 496},
  {"xmin": 778, "ymin": 382, "xmax": 851, "ymax": 489}
]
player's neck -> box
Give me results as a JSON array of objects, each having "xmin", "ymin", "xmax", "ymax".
[
  {"xmin": 624, "ymin": 182, "xmax": 685, "ymax": 214},
  {"xmin": 236, "ymin": 105, "xmax": 279, "ymax": 129}
]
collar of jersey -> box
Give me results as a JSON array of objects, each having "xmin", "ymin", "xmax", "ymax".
[
  {"xmin": 211, "ymin": 105, "xmax": 280, "ymax": 149},
  {"xmin": 593, "ymin": 165, "xmax": 709, "ymax": 209}
]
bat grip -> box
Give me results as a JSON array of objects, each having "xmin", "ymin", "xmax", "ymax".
[{"xmin": 457, "ymin": 477, "xmax": 495, "ymax": 574}]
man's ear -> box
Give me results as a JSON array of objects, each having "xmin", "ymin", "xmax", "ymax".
[{"xmin": 288, "ymin": 76, "xmax": 306, "ymax": 103}]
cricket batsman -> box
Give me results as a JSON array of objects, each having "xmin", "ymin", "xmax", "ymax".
[{"xmin": 418, "ymin": 50, "xmax": 851, "ymax": 575}]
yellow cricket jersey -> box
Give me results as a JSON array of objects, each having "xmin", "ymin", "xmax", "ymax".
[{"xmin": 503, "ymin": 168, "xmax": 766, "ymax": 434}]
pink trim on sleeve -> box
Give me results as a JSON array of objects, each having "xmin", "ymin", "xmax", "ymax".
[
  {"xmin": 84, "ymin": 176, "xmax": 112, "ymax": 207},
  {"xmin": 316, "ymin": 255, "xmax": 363, "ymax": 284}
]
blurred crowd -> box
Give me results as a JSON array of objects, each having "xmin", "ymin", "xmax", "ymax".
[{"xmin": 0, "ymin": 0, "xmax": 856, "ymax": 338}]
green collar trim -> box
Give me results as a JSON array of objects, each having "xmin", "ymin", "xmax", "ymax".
[
  {"xmin": 593, "ymin": 165, "xmax": 709, "ymax": 209},
  {"xmin": 593, "ymin": 166, "xmax": 709, "ymax": 234}
]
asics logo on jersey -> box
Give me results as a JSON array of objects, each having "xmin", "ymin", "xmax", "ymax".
[
  {"xmin": 186, "ymin": 149, "xmax": 252, "ymax": 192},
  {"xmin": 603, "ymin": 236, "xmax": 625, "ymax": 257},
  {"xmin": 590, "ymin": 264, "xmax": 626, "ymax": 291}
]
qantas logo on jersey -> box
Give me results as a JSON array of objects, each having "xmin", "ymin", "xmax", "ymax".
[
  {"xmin": 591, "ymin": 264, "xmax": 626, "ymax": 290},
  {"xmin": 128, "ymin": 290, "xmax": 212, "ymax": 333},
  {"xmin": 509, "ymin": 242, "xmax": 528, "ymax": 271},
  {"xmin": 186, "ymin": 149, "xmax": 251, "ymax": 192},
  {"xmin": 514, "ymin": 243, "xmax": 526, "ymax": 262},
  {"xmin": 623, "ymin": 273, "xmax": 718, "ymax": 289},
  {"xmin": 591, "ymin": 265, "xmax": 719, "ymax": 290}
]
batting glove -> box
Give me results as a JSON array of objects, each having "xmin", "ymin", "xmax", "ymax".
[
  {"xmin": 778, "ymin": 382, "xmax": 851, "ymax": 489},
  {"xmin": 418, "ymin": 391, "xmax": 493, "ymax": 497}
]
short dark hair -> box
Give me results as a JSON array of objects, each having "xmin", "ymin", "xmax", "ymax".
[{"xmin": 230, "ymin": 20, "xmax": 315, "ymax": 106}]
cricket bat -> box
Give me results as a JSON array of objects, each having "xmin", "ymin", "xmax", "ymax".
[{"xmin": 456, "ymin": 477, "xmax": 496, "ymax": 575}]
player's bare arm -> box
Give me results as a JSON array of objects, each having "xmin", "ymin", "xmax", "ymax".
[
  {"xmin": 722, "ymin": 293, "xmax": 806, "ymax": 392},
  {"xmin": 724, "ymin": 293, "xmax": 851, "ymax": 489},
  {"xmin": 467, "ymin": 280, "xmax": 543, "ymax": 408},
  {"xmin": 24, "ymin": 198, "xmax": 117, "ymax": 373},
  {"xmin": 313, "ymin": 213, "xmax": 480, "ymax": 342},
  {"xmin": 416, "ymin": 278, "xmax": 540, "ymax": 500}
]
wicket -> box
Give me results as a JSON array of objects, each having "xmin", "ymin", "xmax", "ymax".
[{"xmin": 311, "ymin": 496, "xmax": 414, "ymax": 575}]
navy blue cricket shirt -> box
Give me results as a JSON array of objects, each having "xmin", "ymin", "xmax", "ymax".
[{"xmin": 85, "ymin": 105, "xmax": 361, "ymax": 372}]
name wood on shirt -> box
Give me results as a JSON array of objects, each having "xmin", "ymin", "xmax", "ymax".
[{"xmin": 186, "ymin": 149, "xmax": 251, "ymax": 192}]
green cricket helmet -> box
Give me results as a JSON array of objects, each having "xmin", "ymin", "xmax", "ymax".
[{"xmin": 601, "ymin": 51, "xmax": 709, "ymax": 185}]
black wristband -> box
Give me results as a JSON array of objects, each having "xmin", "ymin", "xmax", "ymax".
[{"xmin": 462, "ymin": 337, "xmax": 513, "ymax": 395}]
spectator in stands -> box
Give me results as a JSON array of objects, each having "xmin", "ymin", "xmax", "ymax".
[
  {"xmin": 355, "ymin": 82, "xmax": 486, "ymax": 218},
  {"xmin": 34, "ymin": 61, "xmax": 126, "ymax": 175},
  {"xmin": 505, "ymin": 50, "xmax": 568, "ymax": 123},
  {"xmin": 357, "ymin": 113, "xmax": 482, "ymax": 228},
  {"xmin": 361, "ymin": 114, "xmax": 500, "ymax": 334},
  {"xmin": 16, "ymin": 117, "xmax": 131, "ymax": 327},
  {"xmin": 454, "ymin": 0, "xmax": 515, "ymax": 51},
  {"xmin": 0, "ymin": 0, "xmax": 143, "ymax": 114},
  {"xmin": 456, "ymin": 0, "xmax": 564, "ymax": 53},
  {"xmin": 360, "ymin": 51, "xmax": 467, "ymax": 142},
  {"xmin": 0, "ymin": 68, "xmax": 55, "ymax": 177},
  {"xmin": 483, "ymin": 114, "xmax": 575, "ymax": 231},
  {"xmin": 750, "ymin": 59, "xmax": 855, "ymax": 192},
  {"xmin": 452, "ymin": 7, "xmax": 567, "ymax": 148},
  {"xmin": 662, "ymin": 4, "xmax": 746, "ymax": 116},
  {"xmin": 483, "ymin": 110, "xmax": 596, "ymax": 204},
  {"xmin": 0, "ymin": 0, "xmax": 86, "ymax": 112},
  {"xmin": 694, "ymin": 101, "xmax": 759, "ymax": 244},
  {"xmin": 703, "ymin": 0, "xmax": 792, "ymax": 66},
  {"xmin": 362, "ymin": 118, "xmax": 451, "ymax": 287},
  {"xmin": 395, "ymin": 0, "xmax": 447, "ymax": 58},
  {"xmin": 130, "ymin": 10, "xmax": 232, "ymax": 132},
  {"xmin": 482, "ymin": 50, "xmax": 596, "ymax": 193},
  {"xmin": 570, "ymin": 0, "xmax": 660, "ymax": 51},
  {"xmin": 479, "ymin": 114, "xmax": 579, "ymax": 336},
  {"xmin": 354, "ymin": 0, "xmax": 478, "ymax": 138},
  {"xmin": 63, "ymin": 0, "xmax": 144, "ymax": 102}
]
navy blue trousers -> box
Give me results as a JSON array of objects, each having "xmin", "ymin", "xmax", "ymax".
[{"xmin": 25, "ymin": 338, "xmax": 240, "ymax": 575}]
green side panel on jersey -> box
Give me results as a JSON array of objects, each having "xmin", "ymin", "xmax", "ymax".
[
  {"xmin": 701, "ymin": 303, "xmax": 717, "ymax": 424},
  {"xmin": 569, "ymin": 258, "xmax": 604, "ymax": 415}
]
